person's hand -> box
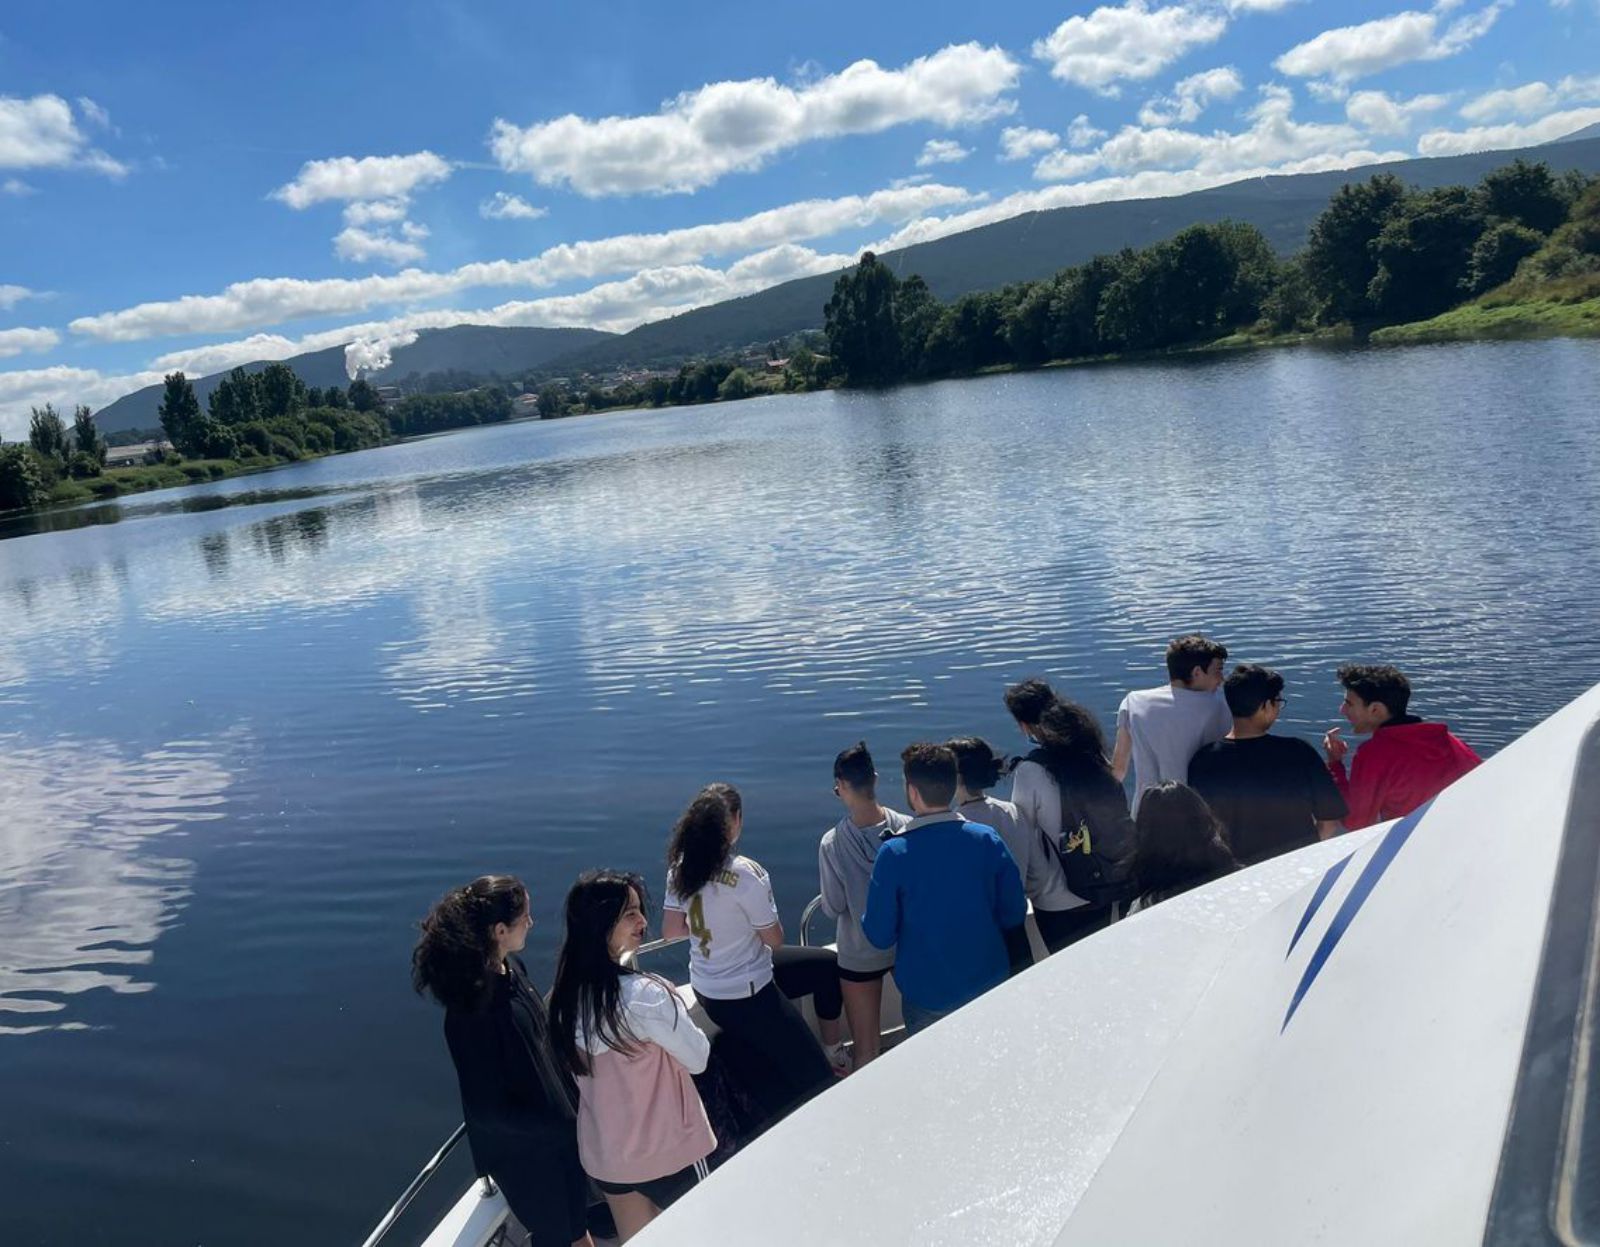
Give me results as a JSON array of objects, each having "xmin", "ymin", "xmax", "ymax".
[{"xmin": 1323, "ymin": 726, "xmax": 1348, "ymax": 764}]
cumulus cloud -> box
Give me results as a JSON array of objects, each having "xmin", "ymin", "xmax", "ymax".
[
  {"xmin": 2, "ymin": 177, "xmax": 37, "ymax": 195},
  {"xmin": 1344, "ymin": 89, "xmax": 1450, "ymax": 133},
  {"xmin": 1031, "ymin": 2, "xmax": 1229, "ymax": 94},
  {"xmin": 1460, "ymin": 74, "xmax": 1600, "ymax": 121},
  {"xmin": 0, "ymin": 284, "xmax": 37, "ymax": 310},
  {"xmin": 480, "ymin": 191, "xmax": 547, "ymax": 220},
  {"xmin": 1138, "ymin": 66, "xmax": 1245, "ymax": 125},
  {"xmin": 342, "ymin": 198, "xmax": 409, "ymax": 227},
  {"xmin": 1417, "ymin": 105, "xmax": 1600, "ymax": 155},
  {"xmin": 489, "ymin": 42, "xmax": 1020, "ymax": 196},
  {"xmin": 1068, "ymin": 115, "xmax": 1110, "ymax": 148},
  {"xmin": 0, "ymin": 94, "xmax": 127, "ymax": 176},
  {"xmin": 334, "ymin": 220, "xmax": 429, "ymax": 266},
  {"xmin": 1031, "ymin": 83, "xmax": 1408, "ymax": 185},
  {"xmin": 270, "ymin": 151, "xmax": 452, "ymax": 208},
  {"xmin": 68, "ymin": 182, "xmax": 974, "ymax": 342},
  {"xmin": 999, "ymin": 126, "xmax": 1061, "ymax": 161},
  {"xmin": 0, "ymin": 365, "xmax": 166, "ymax": 441},
  {"xmin": 916, "ymin": 139, "xmax": 971, "ymax": 166},
  {"xmin": 1274, "ymin": 3, "xmax": 1508, "ymax": 82},
  {"xmin": 0, "ymin": 327, "xmax": 61, "ymax": 358},
  {"xmin": 149, "ymin": 334, "xmax": 300, "ymax": 375},
  {"xmin": 1034, "ymin": 151, "xmax": 1106, "ymax": 179}
]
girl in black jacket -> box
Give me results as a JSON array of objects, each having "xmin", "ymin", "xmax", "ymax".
[{"xmin": 413, "ymin": 875, "xmax": 593, "ymax": 1247}]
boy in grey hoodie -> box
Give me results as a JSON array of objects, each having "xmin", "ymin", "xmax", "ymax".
[{"xmin": 818, "ymin": 741, "xmax": 909, "ymax": 1069}]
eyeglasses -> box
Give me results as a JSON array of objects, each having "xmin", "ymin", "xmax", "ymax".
[{"xmin": 1269, "ymin": 696, "xmax": 1287, "ymax": 707}]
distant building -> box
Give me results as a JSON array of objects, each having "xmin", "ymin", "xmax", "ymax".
[
  {"xmin": 105, "ymin": 440, "xmax": 168, "ymax": 466},
  {"xmin": 375, "ymin": 385, "xmax": 403, "ymax": 405}
]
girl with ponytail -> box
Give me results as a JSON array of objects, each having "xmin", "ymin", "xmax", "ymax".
[
  {"xmin": 412, "ymin": 875, "xmax": 593, "ymax": 1247},
  {"xmin": 661, "ymin": 784, "xmax": 841, "ymax": 1128}
]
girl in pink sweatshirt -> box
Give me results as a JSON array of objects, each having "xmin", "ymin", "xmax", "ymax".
[{"xmin": 549, "ymin": 871, "xmax": 715, "ymax": 1242}]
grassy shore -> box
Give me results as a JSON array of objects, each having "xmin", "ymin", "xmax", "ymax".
[
  {"xmin": 1372, "ymin": 273, "xmax": 1600, "ymax": 345},
  {"xmin": 44, "ymin": 454, "xmax": 300, "ymax": 506}
]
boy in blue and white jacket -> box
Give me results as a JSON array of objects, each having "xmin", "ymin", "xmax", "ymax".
[{"xmin": 864, "ymin": 742, "xmax": 1026, "ymax": 1036}]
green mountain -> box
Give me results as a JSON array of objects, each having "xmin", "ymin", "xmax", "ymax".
[
  {"xmin": 95, "ymin": 325, "xmax": 613, "ymax": 433},
  {"xmin": 95, "ymin": 136, "xmax": 1600, "ymax": 433},
  {"xmin": 544, "ymin": 136, "xmax": 1600, "ymax": 375}
]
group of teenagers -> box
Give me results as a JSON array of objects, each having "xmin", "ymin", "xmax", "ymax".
[{"xmin": 410, "ymin": 634, "xmax": 1483, "ymax": 1246}]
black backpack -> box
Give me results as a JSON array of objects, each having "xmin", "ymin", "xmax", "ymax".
[{"xmin": 1028, "ymin": 748, "xmax": 1138, "ymax": 907}]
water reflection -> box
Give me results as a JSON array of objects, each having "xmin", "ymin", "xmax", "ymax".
[{"xmin": 0, "ymin": 733, "xmax": 236, "ymax": 1034}]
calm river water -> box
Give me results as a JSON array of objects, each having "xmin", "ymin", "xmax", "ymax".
[{"xmin": 3, "ymin": 340, "xmax": 1599, "ymax": 1246}]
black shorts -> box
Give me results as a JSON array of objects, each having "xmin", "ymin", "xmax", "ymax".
[
  {"xmin": 836, "ymin": 963, "xmax": 891, "ymax": 983},
  {"xmin": 594, "ymin": 1159, "xmax": 704, "ymax": 1209}
]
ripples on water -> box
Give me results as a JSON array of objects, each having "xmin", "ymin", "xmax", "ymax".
[{"xmin": 1, "ymin": 340, "xmax": 1599, "ymax": 1245}]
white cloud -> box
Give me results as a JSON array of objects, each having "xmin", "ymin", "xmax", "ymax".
[
  {"xmin": 1344, "ymin": 89, "xmax": 1450, "ymax": 133},
  {"xmin": 999, "ymin": 126, "xmax": 1061, "ymax": 161},
  {"xmin": 1417, "ymin": 105, "xmax": 1600, "ymax": 155},
  {"xmin": 0, "ymin": 327, "xmax": 60, "ymax": 358},
  {"xmin": 0, "ymin": 94, "xmax": 127, "ymax": 176},
  {"xmin": 271, "ymin": 151, "xmax": 452, "ymax": 208},
  {"xmin": 2, "ymin": 177, "xmax": 36, "ymax": 195},
  {"xmin": 333, "ymin": 222, "xmax": 429, "ymax": 265},
  {"xmin": 489, "ymin": 42, "xmax": 1020, "ymax": 195},
  {"xmin": 1034, "ymin": 151, "xmax": 1106, "ymax": 179},
  {"xmin": 1307, "ymin": 79, "xmax": 1352, "ymax": 102},
  {"xmin": 480, "ymin": 191, "xmax": 547, "ymax": 220},
  {"xmin": 1460, "ymin": 74, "xmax": 1600, "ymax": 121},
  {"xmin": 0, "ymin": 366, "xmax": 166, "ymax": 441},
  {"xmin": 916, "ymin": 139, "xmax": 971, "ymax": 166},
  {"xmin": 1036, "ymin": 84, "xmax": 1385, "ymax": 182},
  {"xmin": 1068, "ymin": 115, "xmax": 1110, "ymax": 148},
  {"xmin": 75, "ymin": 96, "xmax": 112, "ymax": 131},
  {"xmin": 0, "ymin": 284, "xmax": 36, "ymax": 310},
  {"xmin": 149, "ymin": 334, "xmax": 304, "ymax": 375},
  {"xmin": 342, "ymin": 198, "xmax": 409, "ymax": 227},
  {"xmin": 69, "ymin": 182, "xmax": 974, "ymax": 342},
  {"xmin": 1139, "ymin": 66, "xmax": 1245, "ymax": 125},
  {"xmin": 1031, "ymin": 2, "xmax": 1229, "ymax": 94},
  {"xmin": 1274, "ymin": 3, "xmax": 1508, "ymax": 82}
]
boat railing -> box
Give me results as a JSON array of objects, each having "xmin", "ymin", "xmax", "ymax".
[
  {"xmin": 798, "ymin": 893, "xmax": 828, "ymax": 948},
  {"xmin": 359, "ymin": 1122, "xmax": 483, "ymax": 1247}
]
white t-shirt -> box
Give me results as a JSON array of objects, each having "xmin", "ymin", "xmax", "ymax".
[
  {"xmin": 1117, "ymin": 684, "xmax": 1233, "ymax": 813},
  {"xmin": 663, "ymin": 854, "xmax": 780, "ymax": 1000}
]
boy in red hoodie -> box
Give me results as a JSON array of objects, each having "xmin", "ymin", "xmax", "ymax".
[{"xmin": 1322, "ymin": 664, "xmax": 1482, "ymax": 830}]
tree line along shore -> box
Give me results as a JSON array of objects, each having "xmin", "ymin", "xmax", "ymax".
[{"xmin": 3, "ymin": 158, "xmax": 1596, "ymax": 516}]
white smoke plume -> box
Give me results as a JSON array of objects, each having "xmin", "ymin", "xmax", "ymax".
[{"xmin": 344, "ymin": 330, "xmax": 419, "ymax": 378}]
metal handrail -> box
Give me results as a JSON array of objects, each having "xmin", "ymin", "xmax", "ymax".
[
  {"xmin": 798, "ymin": 893, "xmax": 827, "ymax": 947},
  {"xmin": 359, "ymin": 1122, "xmax": 482, "ymax": 1247}
]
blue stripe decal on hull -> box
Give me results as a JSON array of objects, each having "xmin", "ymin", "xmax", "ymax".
[
  {"xmin": 1282, "ymin": 800, "xmax": 1434, "ymax": 1032},
  {"xmin": 1287, "ymin": 851, "xmax": 1357, "ymax": 958}
]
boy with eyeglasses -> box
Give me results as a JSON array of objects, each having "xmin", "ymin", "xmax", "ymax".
[{"xmin": 1187, "ymin": 663, "xmax": 1347, "ymax": 866}]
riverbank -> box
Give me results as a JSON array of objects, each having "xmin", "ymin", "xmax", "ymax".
[
  {"xmin": 1371, "ymin": 274, "xmax": 1600, "ymax": 345},
  {"xmin": 42, "ymin": 452, "xmax": 308, "ymax": 506}
]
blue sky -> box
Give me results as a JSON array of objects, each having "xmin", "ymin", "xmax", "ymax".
[{"xmin": 0, "ymin": 0, "xmax": 1594, "ymax": 434}]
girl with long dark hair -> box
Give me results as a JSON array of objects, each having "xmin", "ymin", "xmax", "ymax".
[
  {"xmin": 661, "ymin": 784, "xmax": 839, "ymax": 1126},
  {"xmin": 1129, "ymin": 781, "xmax": 1239, "ymax": 911},
  {"xmin": 412, "ymin": 875, "xmax": 593, "ymax": 1247},
  {"xmin": 548, "ymin": 871, "xmax": 715, "ymax": 1243},
  {"xmin": 1017, "ymin": 698, "xmax": 1138, "ymax": 946}
]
